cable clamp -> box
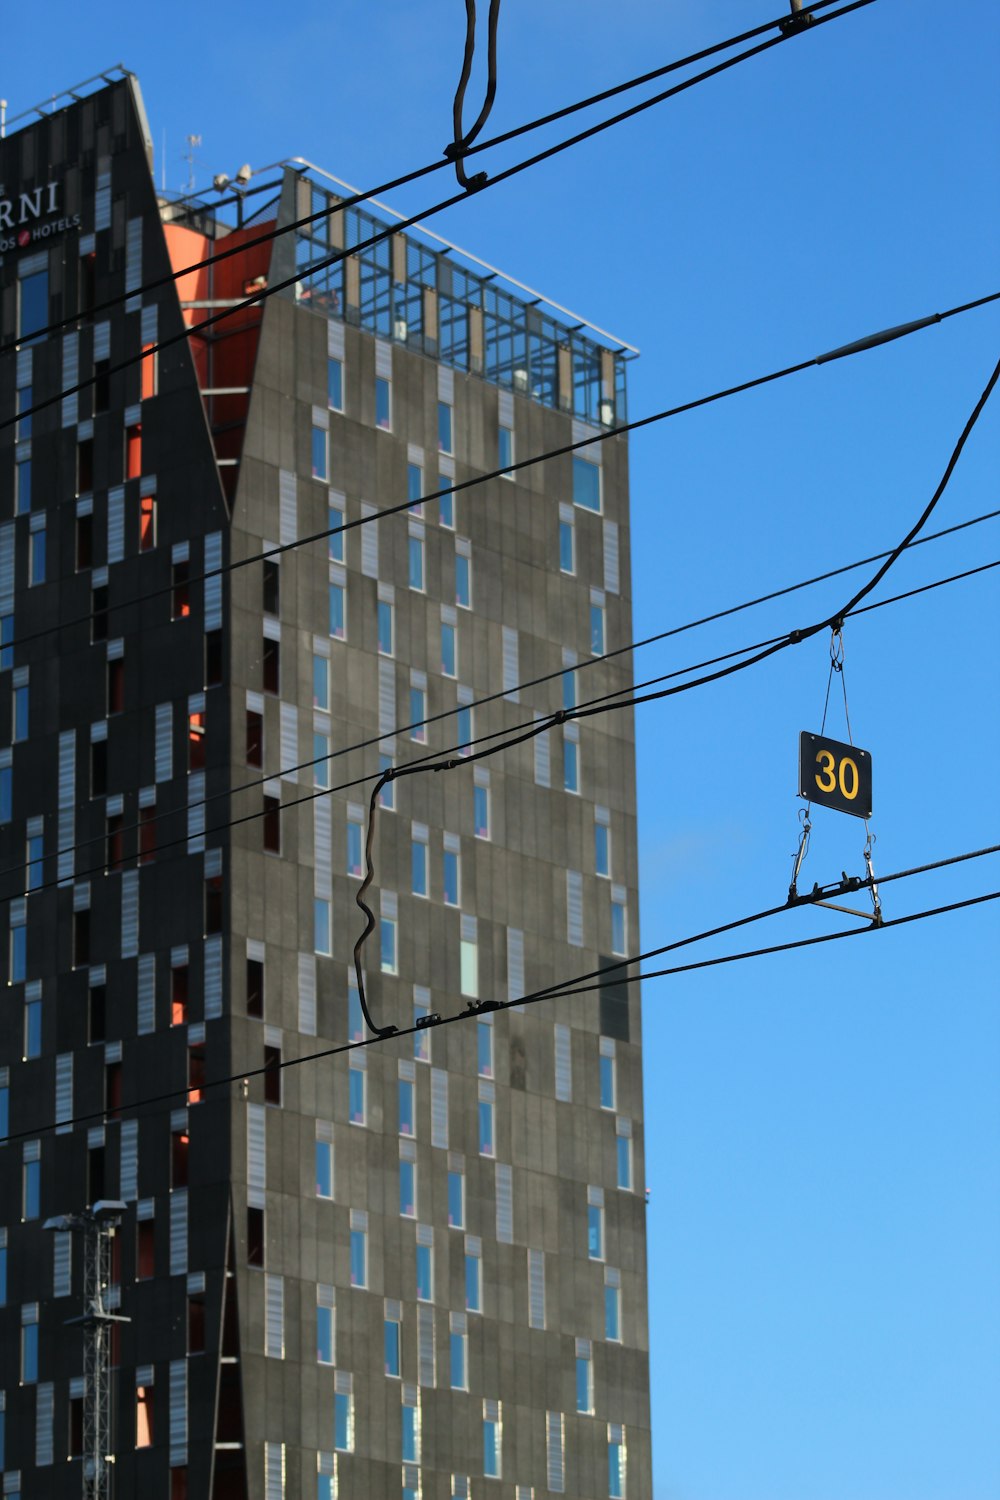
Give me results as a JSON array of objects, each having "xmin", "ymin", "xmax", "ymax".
[
  {"xmin": 778, "ymin": 2, "xmax": 815, "ymax": 35},
  {"xmin": 463, "ymin": 998, "xmax": 503, "ymax": 1015},
  {"xmin": 415, "ymin": 1012, "xmax": 442, "ymax": 1029}
]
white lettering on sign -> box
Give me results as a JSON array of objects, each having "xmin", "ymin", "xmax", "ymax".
[{"xmin": 0, "ymin": 181, "xmax": 80, "ymax": 254}]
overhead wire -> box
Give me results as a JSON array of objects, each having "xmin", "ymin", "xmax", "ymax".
[
  {"xmin": 0, "ymin": 0, "xmax": 872, "ymax": 355},
  {"xmin": 447, "ymin": 0, "xmax": 503, "ymax": 191},
  {"xmin": 5, "ymin": 288, "xmax": 997, "ymax": 661},
  {"xmin": 3, "ymin": 851, "xmax": 996, "ymax": 1145},
  {"xmin": 0, "ymin": 0, "xmax": 882, "ymax": 434},
  {"xmin": 3, "ymin": 549, "xmax": 995, "ymax": 900}
]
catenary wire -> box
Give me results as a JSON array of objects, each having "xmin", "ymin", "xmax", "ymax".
[
  {"xmin": 5, "ymin": 288, "xmax": 997, "ymax": 661},
  {"xmin": 3, "ymin": 865, "xmax": 995, "ymax": 1144},
  {"xmin": 0, "ymin": 0, "xmax": 869, "ymax": 355},
  {"xmin": 4, "ymin": 499, "xmax": 994, "ymax": 895},
  {"xmin": 0, "ymin": 0, "xmax": 881, "ymax": 433},
  {"xmin": 5, "ymin": 553, "xmax": 996, "ymax": 908},
  {"xmin": 448, "ymin": 0, "xmax": 503, "ymax": 191}
]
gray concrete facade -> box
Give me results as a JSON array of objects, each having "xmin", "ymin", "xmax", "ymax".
[{"xmin": 0, "ymin": 73, "xmax": 650, "ymax": 1500}]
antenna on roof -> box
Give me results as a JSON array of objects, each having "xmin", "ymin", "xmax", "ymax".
[{"xmin": 184, "ymin": 133, "xmax": 202, "ymax": 194}]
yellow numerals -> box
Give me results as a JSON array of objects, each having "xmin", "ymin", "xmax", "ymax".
[{"xmin": 815, "ymin": 748, "xmax": 859, "ymax": 800}]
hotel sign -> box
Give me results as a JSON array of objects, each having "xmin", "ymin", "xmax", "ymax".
[{"xmin": 0, "ymin": 180, "xmax": 81, "ymax": 253}]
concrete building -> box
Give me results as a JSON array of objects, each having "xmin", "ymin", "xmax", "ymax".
[{"xmin": 0, "ymin": 69, "xmax": 650, "ymax": 1499}]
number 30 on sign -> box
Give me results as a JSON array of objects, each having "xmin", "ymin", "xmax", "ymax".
[{"xmin": 798, "ymin": 732, "xmax": 872, "ymax": 819}]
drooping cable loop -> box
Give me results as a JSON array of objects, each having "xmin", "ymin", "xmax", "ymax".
[{"xmin": 446, "ymin": 0, "xmax": 503, "ymax": 191}]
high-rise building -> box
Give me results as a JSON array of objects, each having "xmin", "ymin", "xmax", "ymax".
[{"xmin": 0, "ymin": 70, "xmax": 650, "ymax": 1499}]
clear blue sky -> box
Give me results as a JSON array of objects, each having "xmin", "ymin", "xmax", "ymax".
[{"xmin": 5, "ymin": 3, "xmax": 997, "ymax": 1495}]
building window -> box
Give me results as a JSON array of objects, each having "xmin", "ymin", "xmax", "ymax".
[
  {"xmin": 75, "ymin": 512, "xmax": 93, "ymax": 571},
  {"xmin": 314, "ymin": 898, "xmax": 332, "ymax": 956},
  {"xmin": 312, "ymin": 424, "xmax": 329, "ymax": 481},
  {"xmin": 21, "ymin": 1304, "xmax": 40, "ymax": 1382},
  {"xmin": 347, "ymin": 809, "xmax": 364, "ymax": 878},
  {"xmin": 13, "ymin": 680, "xmax": 30, "ymax": 741},
  {"xmin": 410, "ymin": 683, "xmax": 427, "ymax": 744},
  {"xmin": 465, "ymin": 1242, "xmax": 481, "ymax": 1313},
  {"xmin": 439, "ymin": 485, "xmax": 455, "ymax": 530},
  {"xmin": 573, "ymin": 455, "xmax": 602, "ymax": 512},
  {"xmin": 477, "ymin": 1022, "xmax": 493, "ymax": 1079},
  {"xmin": 563, "ymin": 734, "xmax": 579, "ymax": 795},
  {"xmin": 0, "ymin": 760, "xmax": 11, "ymax": 824},
  {"xmin": 478, "ymin": 1086, "xmax": 494, "ymax": 1158},
  {"xmin": 441, "ymin": 618, "xmax": 457, "ymax": 677},
  {"xmin": 616, "ymin": 1126, "xmax": 633, "ymax": 1192},
  {"xmin": 590, "ymin": 594, "xmax": 606, "ymax": 656},
  {"xmin": 455, "ymin": 550, "xmax": 472, "ymax": 609},
  {"xmin": 407, "ymin": 462, "xmax": 423, "ymax": 514},
  {"xmin": 329, "ymin": 582, "xmax": 346, "ymax": 641},
  {"xmin": 375, "ymin": 375, "xmax": 392, "ymax": 430},
  {"xmin": 599, "ymin": 1046, "xmax": 616, "ymax": 1110},
  {"xmin": 313, "ymin": 654, "xmax": 330, "ymax": 711},
  {"xmin": 474, "ymin": 777, "xmax": 490, "ymax": 839},
  {"xmin": 411, "ymin": 827, "xmax": 428, "ymax": 897},
  {"xmin": 448, "ymin": 1169, "xmax": 465, "ymax": 1229},
  {"xmin": 26, "ymin": 830, "xmax": 43, "ymax": 892},
  {"xmin": 136, "ymin": 1382, "xmax": 154, "ymax": 1447},
  {"xmin": 349, "ymin": 1064, "xmax": 366, "ymax": 1126},
  {"xmin": 400, "ymin": 1158, "xmax": 417, "ymax": 1218},
  {"xmin": 317, "ymin": 1291, "xmax": 335, "ymax": 1365},
  {"xmin": 559, "ymin": 509, "xmax": 575, "ymax": 574},
  {"xmin": 15, "ymin": 456, "xmax": 31, "ymax": 515},
  {"xmin": 29, "ymin": 526, "xmax": 46, "ymax": 586},
  {"xmin": 438, "ymin": 400, "xmax": 453, "ymax": 454},
  {"xmin": 398, "ymin": 1076, "xmax": 415, "ymax": 1137},
  {"xmin": 498, "ymin": 422, "xmax": 514, "ymax": 472},
  {"xmin": 576, "ymin": 1344, "xmax": 594, "ymax": 1413},
  {"xmin": 381, "ymin": 913, "xmax": 398, "ymax": 974},
  {"xmin": 172, "ymin": 559, "xmax": 191, "ymax": 618},
  {"xmin": 378, "ymin": 598, "xmax": 394, "ymax": 656},
  {"xmin": 605, "ymin": 1275, "xmax": 621, "ymax": 1341},
  {"xmin": 611, "ymin": 890, "xmax": 628, "ymax": 956},
  {"xmin": 328, "ymin": 497, "xmax": 345, "ymax": 563},
  {"xmin": 328, "ymin": 357, "xmax": 344, "ymax": 412},
  {"xmin": 17, "ymin": 384, "xmax": 33, "ymax": 439},
  {"xmin": 24, "ymin": 996, "xmax": 41, "ymax": 1059},
  {"xmin": 595, "ymin": 811, "xmax": 611, "ymax": 877},
  {"xmin": 246, "ymin": 709, "xmax": 263, "ymax": 768},
  {"xmin": 349, "ymin": 1219, "xmax": 367, "ymax": 1288},
  {"xmin": 413, "ymin": 998, "xmax": 431, "ymax": 1063},
  {"xmin": 139, "ymin": 495, "xmax": 156, "ymax": 552},
  {"xmin": 379, "ymin": 754, "xmax": 395, "ymax": 810},
  {"xmin": 402, "ymin": 1390, "xmax": 420, "ymax": 1462},
  {"xmin": 188, "ymin": 708, "xmax": 206, "ymax": 770},
  {"xmin": 384, "ymin": 1306, "xmax": 401, "ymax": 1376},
  {"xmin": 334, "ymin": 1380, "xmax": 354, "ymax": 1450},
  {"xmin": 460, "ymin": 921, "xmax": 478, "ymax": 999},
  {"xmin": 262, "ymin": 558, "xmax": 280, "ymax": 615},
  {"xmin": 263, "ymin": 1042, "xmax": 282, "ymax": 1106},
  {"xmin": 450, "ymin": 1320, "xmax": 468, "ymax": 1390},
  {"xmin": 563, "ymin": 663, "xmax": 577, "ymax": 711},
  {"xmin": 316, "ymin": 1137, "xmax": 334, "ymax": 1199},
  {"xmin": 408, "ymin": 532, "xmax": 425, "ymax": 592},
  {"xmin": 23, "ymin": 1153, "xmax": 40, "ymax": 1221},
  {"xmin": 483, "ymin": 1403, "xmax": 502, "ymax": 1479},
  {"xmin": 437, "ymin": 842, "xmax": 459, "ymax": 911},
  {"xmin": 608, "ymin": 1427, "xmax": 627, "ymax": 1498},
  {"xmin": 457, "ymin": 702, "xmax": 473, "ymax": 756},
  {"xmin": 348, "ymin": 985, "xmax": 364, "ymax": 1043},
  {"xmin": 19, "ymin": 268, "xmax": 49, "ymax": 342},
  {"xmin": 588, "ymin": 1194, "xmax": 605, "ymax": 1261},
  {"xmin": 126, "ymin": 424, "xmax": 143, "ymax": 480},
  {"xmin": 263, "ymin": 636, "xmax": 280, "ymax": 695},
  {"xmin": 1, "ymin": 614, "xmax": 13, "ymax": 670},
  {"xmin": 416, "ymin": 1240, "xmax": 434, "ymax": 1302},
  {"xmin": 9, "ymin": 909, "xmax": 27, "ymax": 985},
  {"xmin": 314, "ymin": 732, "xmax": 331, "ymax": 789}
]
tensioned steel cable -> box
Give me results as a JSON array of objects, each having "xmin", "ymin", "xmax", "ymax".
[
  {"xmin": 7, "ymin": 552, "xmax": 995, "ymax": 910},
  {"xmin": 4, "ymin": 289, "xmax": 996, "ymax": 661},
  {"xmin": 0, "ymin": 0, "xmax": 881, "ymax": 433},
  {"xmin": 3, "ymin": 497, "xmax": 994, "ymax": 900},
  {"xmin": 448, "ymin": 0, "xmax": 503, "ymax": 191},
  {"xmin": 2, "ymin": 856, "xmax": 995, "ymax": 1144},
  {"xmin": 0, "ymin": 0, "xmax": 872, "ymax": 355}
]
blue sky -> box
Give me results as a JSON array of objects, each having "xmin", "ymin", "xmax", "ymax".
[{"xmin": 4, "ymin": 2, "xmax": 998, "ymax": 1494}]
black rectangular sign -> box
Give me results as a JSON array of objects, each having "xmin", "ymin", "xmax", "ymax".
[{"xmin": 799, "ymin": 732, "xmax": 872, "ymax": 819}]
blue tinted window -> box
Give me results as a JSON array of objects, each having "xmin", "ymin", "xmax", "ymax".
[
  {"xmin": 572, "ymin": 455, "xmax": 601, "ymax": 511},
  {"xmin": 328, "ymin": 357, "xmax": 343, "ymax": 411},
  {"xmin": 315, "ymin": 1140, "xmax": 333, "ymax": 1198}
]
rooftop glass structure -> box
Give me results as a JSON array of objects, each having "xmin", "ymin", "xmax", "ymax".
[{"xmin": 286, "ymin": 170, "xmax": 630, "ymax": 427}]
